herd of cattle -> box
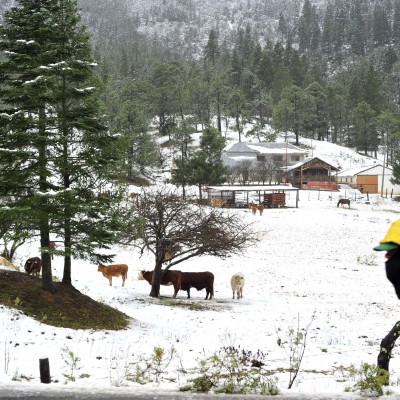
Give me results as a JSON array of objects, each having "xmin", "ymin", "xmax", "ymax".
[
  {"xmin": 23, "ymin": 255, "xmax": 245, "ymax": 300},
  {"xmin": 97, "ymin": 264, "xmax": 245, "ymax": 300},
  {"xmin": 20, "ymin": 239, "xmax": 245, "ymax": 300}
]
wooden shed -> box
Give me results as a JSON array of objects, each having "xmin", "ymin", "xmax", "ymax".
[
  {"xmin": 285, "ymin": 157, "xmax": 339, "ymax": 190},
  {"xmin": 206, "ymin": 185, "xmax": 300, "ymax": 208}
]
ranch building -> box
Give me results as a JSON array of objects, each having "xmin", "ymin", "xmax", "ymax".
[
  {"xmin": 284, "ymin": 157, "xmax": 339, "ymax": 190},
  {"xmin": 223, "ymin": 142, "xmax": 308, "ymax": 168},
  {"xmin": 207, "ymin": 185, "xmax": 300, "ymax": 208},
  {"xmin": 337, "ymin": 164, "xmax": 400, "ymax": 195}
]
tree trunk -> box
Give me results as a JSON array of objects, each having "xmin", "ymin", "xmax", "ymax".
[
  {"xmin": 216, "ymin": 89, "xmax": 222, "ymax": 133},
  {"xmin": 198, "ymin": 183, "xmax": 202, "ymax": 200},
  {"xmin": 62, "ymin": 218, "xmax": 72, "ymax": 284},
  {"xmin": 40, "ymin": 234, "xmax": 53, "ymax": 292},
  {"xmin": 38, "ymin": 107, "xmax": 53, "ymax": 292},
  {"xmin": 377, "ymin": 320, "xmax": 400, "ymax": 385},
  {"xmin": 150, "ymin": 262, "xmax": 163, "ymax": 298}
]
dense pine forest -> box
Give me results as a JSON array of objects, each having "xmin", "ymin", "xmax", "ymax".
[
  {"xmin": 1, "ymin": 0, "xmax": 400, "ymax": 294},
  {"xmin": 2, "ymin": 0, "xmax": 400, "ymax": 180}
]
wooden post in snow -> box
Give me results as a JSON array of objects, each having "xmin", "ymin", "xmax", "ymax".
[{"xmin": 39, "ymin": 358, "xmax": 51, "ymax": 383}]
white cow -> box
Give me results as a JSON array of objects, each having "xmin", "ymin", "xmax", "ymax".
[{"xmin": 231, "ymin": 272, "xmax": 245, "ymax": 299}]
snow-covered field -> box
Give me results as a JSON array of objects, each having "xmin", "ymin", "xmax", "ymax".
[
  {"xmin": 1, "ymin": 188, "xmax": 400, "ymax": 398},
  {"xmin": 1, "ymin": 134, "xmax": 400, "ymax": 398}
]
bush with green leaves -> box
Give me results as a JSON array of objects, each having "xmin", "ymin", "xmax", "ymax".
[
  {"xmin": 61, "ymin": 346, "xmax": 81, "ymax": 383},
  {"xmin": 125, "ymin": 346, "xmax": 177, "ymax": 384},
  {"xmin": 347, "ymin": 362, "xmax": 391, "ymax": 397},
  {"xmin": 180, "ymin": 345, "xmax": 279, "ymax": 395}
]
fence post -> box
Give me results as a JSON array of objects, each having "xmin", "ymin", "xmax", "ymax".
[{"xmin": 39, "ymin": 358, "xmax": 51, "ymax": 384}]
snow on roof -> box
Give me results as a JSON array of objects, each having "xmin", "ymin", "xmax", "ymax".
[
  {"xmin": 337, "ymin": 164, "xmax": 384, "ymax": 176},
  {"xmin": 207, "ymin": 184, "xmax": 298, "ymax": 191},
  {"xmin": 226, "ymin": 141, "xmax": 308, "ymax": 155},
  {"xmin": 246, "ymin": 144, "xmax": 304, "ymax": 154},
  {"xmin": 285, "ymin": 156, "xmax": 340, "ymax": 171}
]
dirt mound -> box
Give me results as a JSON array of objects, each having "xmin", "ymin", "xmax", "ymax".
[{"xmin": 0, "ymin": 269, "xmax": 130, "ymax": 330}]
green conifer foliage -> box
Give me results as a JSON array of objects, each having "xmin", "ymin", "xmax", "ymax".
[{"xmin": 0, "ymin": 0, "xmax": 125, "ymax": 289}]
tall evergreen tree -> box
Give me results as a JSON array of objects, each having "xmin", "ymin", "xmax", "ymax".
[
  {"xmin": 350, "ymin": 101, "xmax": 377, "ymax": 156},
  {"xmin": 393, "ymin": 0, "xmax": 400, "ymax": 46},
  {"xmin": 0, "ymin": 0, "xmax": 125, "ymax": 289},
  {"xmin": 172, "ymin": 127, "xmax": 226, "ymax": 199},
  {"xmin": 348, "ymin": 0, "xmax": 366, "ymax": 56},
  {"xmin": 372, "ymin": 4, "xmax": 391, "ymax": 47}
]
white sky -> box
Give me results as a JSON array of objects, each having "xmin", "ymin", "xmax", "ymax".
[{"xmin": 1, "ymin": 131, "xmax": 399, "ymax": 398}]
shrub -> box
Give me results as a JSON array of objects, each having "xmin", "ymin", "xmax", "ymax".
[{"xmin": 181, "ymin": 345, "xmax": 279, "ymax": 395}]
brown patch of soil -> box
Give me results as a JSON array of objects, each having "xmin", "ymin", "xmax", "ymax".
[{"xmin": 0, "ymin": 269, "xmax": 130, "ymax": 330}]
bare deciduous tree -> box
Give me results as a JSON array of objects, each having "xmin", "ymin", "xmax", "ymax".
[{"xmin": 122, "ymin": 186, "xmax": 257, "ymax": 298}]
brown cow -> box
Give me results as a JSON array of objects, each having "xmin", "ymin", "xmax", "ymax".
[
  {"xmin": 98, "ymin": 264, "xmax": 128, "ymax": 287},
  {"xmin": 210, "ymin": 198, "xmax": 226, "ymax": 207},
  {"xmin": 180, "ymin": 271, "xmax": 214, "ymax": 300},
  {"xmin": 249, "ymin": 202, "xmax": 257, "ymax": 215},
  {"xmin": 257, "ymin": 204, "xmax": 264, "ymax": 216},
  {"xmin": 138, "ymin": 270, "xmax": 182, "ymax": 298},
  {"xmin": 24, "ymin": 257, "xmax": 41, "ymax": 276}
]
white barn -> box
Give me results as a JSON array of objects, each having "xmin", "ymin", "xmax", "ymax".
[{"xmin": 337, "ymin": 164, "xmax": 400, "ymax": 195}]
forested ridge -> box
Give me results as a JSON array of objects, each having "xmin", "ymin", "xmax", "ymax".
[{"xmin": 2, "ymin": 0, "xmax": 400, "ymax": 180}]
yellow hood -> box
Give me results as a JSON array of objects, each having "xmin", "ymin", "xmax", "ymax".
[{"xmin": 374, "ymin": 219, "xmax": 400, "ymax": 251}]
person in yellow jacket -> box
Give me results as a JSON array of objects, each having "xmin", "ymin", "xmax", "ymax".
[{"xmin": 374, "ymin": 219, "xmax": 400, "ymax": 298}]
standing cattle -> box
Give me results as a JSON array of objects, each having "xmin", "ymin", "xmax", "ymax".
[
  {"xmin": 337, "ymin": 198, "xmax": 350, "ymax": 208},
  {"xmin": 138, "ymin": 270, "xmax": 182, "ymax": 298},
  {"xmin": 24, "ymin": 257, "xmax": 42, "ymax": 276},
  {"xmin": 249, "ymin": 202, "xmax": 257, "ymax": 215},
  {"xmin": 180, "ymin": 271, "xmax": 214, "ymax": 300},
  {"xmin": 231, "ymin": 272, "xmax": 245, "ymax": 299},
  {"xmin": 98, "ymin": 264, "xmax": 128, "ymax": 287}
]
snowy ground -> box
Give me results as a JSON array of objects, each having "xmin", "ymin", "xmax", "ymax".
[
  {"xmin": 1, "ymin": 188, "xmax": 400, "ymax": 398},
  {"xmin": 1, "ymin": 132, "xmax": 400, "ymax": 397}
]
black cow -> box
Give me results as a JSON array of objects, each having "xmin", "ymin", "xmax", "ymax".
[
  {"xmin": 180, "ymin": 271, "xmax": 214, "ymax": 300},
  {"xmin": 24, "ymin": 257, "xmax": 41, "ymax": 276}
]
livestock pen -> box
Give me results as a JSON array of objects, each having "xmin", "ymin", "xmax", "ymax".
[{"xmin": 206, "ymin": 185, "xmax": 300, "ymax": 208}]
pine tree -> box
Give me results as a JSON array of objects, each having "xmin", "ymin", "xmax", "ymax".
[
  {"xmin": 372, "ymin": 4, "xmax": 391, "ymax": 47},
  {"xmin": 350, "ymin": 101, "xmax": 377, "ymax": 156},
  {"xmin": 0, "ymin": 0, "xmax": 125, "ymax": 289},
  {"xmin": 348, "ymin": 0, "xmax": 366, "ymax": 56},
  {"xmin": 393, "ymin": 0, "xmax": 400, "ymax": 46},
  {"xmin": 172, "ymin": 127, "xmax": 226, "ymax": 199},
  {"xmin": 204, "ymin": 29, "xmax": 220, "ymax": 68}
]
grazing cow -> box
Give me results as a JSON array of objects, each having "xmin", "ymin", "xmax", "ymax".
[
  {"xmin": 24, "ymin": 257, "xmax": 42, "ymax": 276},
  {"xmin": 138, "ymin": 270, "xmax": 182, "ymax": 298},
  {"xmin": 337, "ymin": 198, "xmax": 351, "ymax": 208},
  {"xmin": 231, "ymin": 272, "xmax": 245, "ymax": 299},
  {"xmin": 180, "ymin": 271, "xmax": 214, "ymax": 300},
  {"xmin": 98, "ymin": 264, "xmax": 128, "ymax": 287},
  {"xmin": 210, "ymin": 198, "xmax": 226, "ymax": 208},
  {"xmin": 249, "ymin": 202, "xmax": 257, "ymax": 215}
]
